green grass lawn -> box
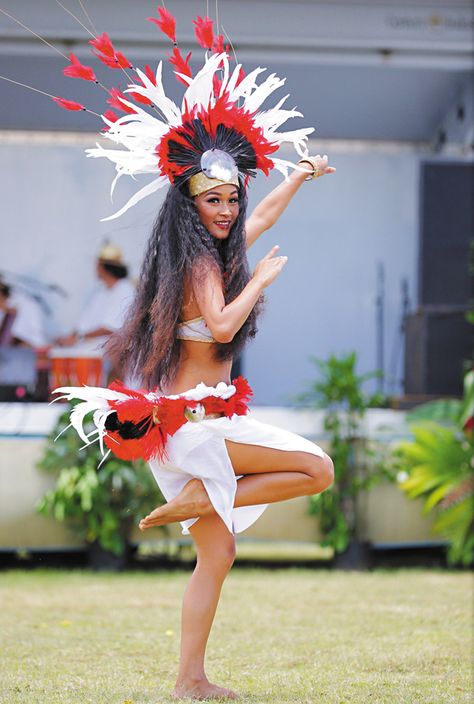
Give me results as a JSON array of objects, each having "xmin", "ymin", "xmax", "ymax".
[{"xmin": 0, "ymin": 568, "xmax": 471, "ymax": 703}]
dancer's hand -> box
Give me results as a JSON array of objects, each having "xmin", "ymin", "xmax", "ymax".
[
  {"xmin": 298, "ymin": 154, "xmax": 336, "ymax": 179},
  {"xmin": 253, "ymin": 245, "xmax": 288, "ymax": 288}
]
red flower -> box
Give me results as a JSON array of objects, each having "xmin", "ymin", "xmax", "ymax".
[
  {"xmin": 168, "ymin": 47, "xmax": 193, "ymax": 84},
  {"xmin": 89, "ymin": 32, "xmax": 132, "ymax": 69},
  {"xmin": 52, "ymin": 96, "xmax": 85, "ymax": 111},
  {"xmin": 193, "ymin": 15, "xmax": 214, "ymax": 50},
  {"xmin": 63, "ymin": 52, "xmax": 97, "ymax": 82},
  {"xmin": 464, "ymin": 416, "xmax": 474, "ymax": 432},
  {"xmin": 107, "ymin": 87, "xmax": 136, "ymax": 114},
  {"xmin": 147, "ymin": 6, "xmax": 177, "ymax": 43}
]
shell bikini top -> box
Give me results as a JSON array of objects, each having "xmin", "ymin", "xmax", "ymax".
[{"xmin": 176, "ymin": 316, "xmax": 216, "ymax": 343}]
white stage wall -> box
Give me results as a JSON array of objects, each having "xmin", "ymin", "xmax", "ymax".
[{"xmin": 0, "ymin": 134, "xmax": 424, "ymax": 403}]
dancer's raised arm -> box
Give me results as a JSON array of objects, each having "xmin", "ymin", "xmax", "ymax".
[
  {"xmin": 192, "ymin": 245, "xmax": 287, "ymax": 343},
  {"xmin": 245, "ymin": 154, "xmax": 336, "ymax": 248}
]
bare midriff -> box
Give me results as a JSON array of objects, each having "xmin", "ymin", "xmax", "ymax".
[
  {"xmin": 166, "ymin": 340, "xmax": 232, "ymax": 395},
  {"xmin": 162, "ymin": 283, "xmax": 233, "ymax": 395}
]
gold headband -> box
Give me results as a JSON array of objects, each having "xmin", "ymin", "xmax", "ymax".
[{"xmin": 188, "ymin": 172, "xmax": 240, "ymax": 197}]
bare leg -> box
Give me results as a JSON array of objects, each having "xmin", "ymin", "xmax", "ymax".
[
  {"xmin": 172, "ymin": 513, "xmax": 238, "ymax": 701},
  {"xmin": 153, "ymin": 446, "xmax": 334, "ymax": 699},
  {"xmin": 230, "ymin": 442, "xmax": 333, "ymax": 506},
  {"xmin": 140, "ymin": 445, "xmax": 333, "ymax": 530}
]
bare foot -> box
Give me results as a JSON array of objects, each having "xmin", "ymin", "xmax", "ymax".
[
  {"xmin": 171, "ymin": 676, "xmax": 239, "ymax": 700},
  {"xmin": 139, "ymin": 479, "xmax": 214, "ymax": 531}
]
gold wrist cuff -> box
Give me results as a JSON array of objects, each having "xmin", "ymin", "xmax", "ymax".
[{"xmin": 297, "ymin": 157, "xmax": 324, "ymax": 181}]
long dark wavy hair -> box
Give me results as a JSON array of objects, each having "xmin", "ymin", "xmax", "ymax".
[{"xmin": 106, "ymin": 182, "xmax": 263, "ymax": 390}]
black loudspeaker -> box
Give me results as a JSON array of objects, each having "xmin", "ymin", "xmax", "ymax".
[
  {"xmin": 419, "ymin": 161, "xmax": 473, "ymax": 306},
  {"xmin": 404, "ymin": 161, "xmax": 473, "ymax": 396},
  {"xmin": 405, "ymin": 308, "xmax": 473, "ymax": 396}
]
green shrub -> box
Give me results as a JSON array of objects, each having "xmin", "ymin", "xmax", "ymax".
[
  {"xmin": 396, "ymin": 370, "xmax": 474, "ymax": 566},
  {"xmin": 37, "ymin": 406, "xmax": 166, "ymax": 555},
  {"xmin": 300, "ymin": 352, "xmax": 394, "ymax": 553}
]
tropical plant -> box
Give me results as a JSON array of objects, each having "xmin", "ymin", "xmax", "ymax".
[
  {"xmin": 396, "ymin": 370, "xmax": 474, "ymax": 566},
  {"xmin": 300, "ymin": 352, "xmax": 393, "ymax": 554},
  {"xmin": 37, "ymin": 406, "xmax": 166, "ymax": 556}
]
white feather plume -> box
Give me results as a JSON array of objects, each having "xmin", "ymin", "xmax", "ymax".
[
  {"xmin": 52, "ymin": 385, "xmax": 129, "ymax": 454},
  {"xmin": 87, "ymin": 52, "xmax": 314, "ymax": 218}
]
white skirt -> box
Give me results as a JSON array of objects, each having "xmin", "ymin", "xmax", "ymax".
[
  {"xmin": 149, "ymin": 411, "xmax": 325, "ymax": 536},
  {"xmin": 53, "ymin": 377, "xmax": 325, "ymax": 536}
]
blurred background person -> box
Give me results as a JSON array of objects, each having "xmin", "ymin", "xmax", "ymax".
[
  {"xmin": 0, "ymin": 280, "xmax": 15, "ymax": 346},
  {"xmin": 55, "ymin": 243, "xmax": 135, "ymax": 352},
  {"xmin": 0, "ymin": 277, "xmax": 48, "ymax": 348}
]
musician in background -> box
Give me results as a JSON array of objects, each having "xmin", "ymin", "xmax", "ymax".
[
  {"xmin": 56, "ymin": 244, "xmax": 134, "ymax": 351},
  {"xmin": 0, "ymin": 278, "xmax": 48, "ymax": 348}
]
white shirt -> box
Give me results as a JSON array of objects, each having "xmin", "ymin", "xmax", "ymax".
[
  {"xmin": 77, "ymin": 278, "xmax": 135, "ymax": 335},
  {"xmin": 0, "ymin": 292, "xmax": 48, "ymax": 347}
]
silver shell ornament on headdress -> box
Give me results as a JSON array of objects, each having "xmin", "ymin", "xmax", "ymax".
[{"xmin": 200, "ymin": 149, "xmax": 238, "ymax": 182}]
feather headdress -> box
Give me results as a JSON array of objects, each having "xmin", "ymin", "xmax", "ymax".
[{"xmin": 0, "ymin": 7, "xmax": 314, "ymax": 220}]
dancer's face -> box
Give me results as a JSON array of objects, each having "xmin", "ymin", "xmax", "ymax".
[{"xmin": 194, "ymin": 184, "xmax": 239, "ymax": 240}]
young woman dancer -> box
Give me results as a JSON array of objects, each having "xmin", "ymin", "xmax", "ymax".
[
  {"xmin": 59, "ymin": 157, "xmax": 335, "ymax": 700},
  {"xmin": 130, "ymin": 164, "xmax": 335, "ymax": 701},
  {"xmin": 47, "ymin": 9, "xmax": 335, "ymax": 700}
]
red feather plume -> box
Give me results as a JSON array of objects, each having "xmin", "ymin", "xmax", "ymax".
[
  {"xmin": 89, "ymin": 32, "xmax": 132, "ymax": 69},
  {"xmin": 157, "ymin": 398, "xmax": 194, "ymax": 436},
  {"xmin": 105, "ymin": 384, "xmax": 165, "ymax": 461},
  {"xmin": 212, "ymin": 34, "xmax": 229, "ymax": 56},
  {"xmin": 193, "ymin": 15, "xmax": 214, "ymax": 50},
  {"xmin": 143, "ymin": 64, "xmax": 157, "ymax": 86},
  {"xmin": 232, "ymin": 376, "xmax": 254, "ymax": 413},
  {"xmin": 97, "ymin": 50, "xmax": 132, "ymax": 70},
  {"xmin": 147, "ymin": 6, "xmax": 177, "ymax": 43},
  {"xmin": 129, "ymin": 90, "xmax": 153, "ymax": 107},
  {"xmin": 101, "ymin": 109, "xmax": 119, "ymax": 131},
  {"xmin": 89, "ymin": 32, "xmax": 115, "ymax": 58},
  {"xmin": 103, "ymin": 108, "xmax": 119, "ymax": 122},
  {"xmin": 156, "ymin": 94, "xmax": 279, "ymax": 180},
  {"xmin": 168, "ymin": 47, "xmax": 193, "ymax": 85},
  {"xmin": 236, "ymin": 66, "xmax": 246, "ymax": 87},
  {"xmin": 63, "ymin": 52, "xmax": 97, "ymax": 82},
  {"xmin": 107, "ymin": 87, "xmax": 137, "ymax": 114},
  {"xmin": 114, "ymin": 51, "xmax": 133, "ymax": 69},
  {"xmin": 52, "ymin": 96, "xmax": 85, "ymax": 111}
]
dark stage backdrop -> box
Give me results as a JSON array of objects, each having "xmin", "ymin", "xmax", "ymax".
[{"xmin": 405, "ymin": 161, "xmax": 473, "ymax": 396}]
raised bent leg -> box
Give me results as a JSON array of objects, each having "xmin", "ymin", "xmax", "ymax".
[
  {"xmin": 172, "ymin": 513, "xmax": 238, "ymax": 701},
  {"xmin": 140, "ymin": 444, "xmax": 333, "ymax": 530},
  {"xmin": 227, "ymin": 442, "xmax": 334, "ymax": 505}
]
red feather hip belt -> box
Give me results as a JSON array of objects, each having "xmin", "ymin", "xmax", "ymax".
[{"xmin": 53, "ymin": 376, "xmax": 253, "ymax": 463}]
